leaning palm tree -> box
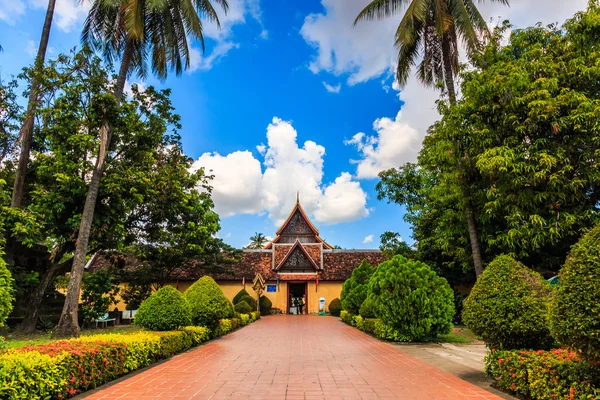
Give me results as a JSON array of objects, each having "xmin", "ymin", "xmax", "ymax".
[
  {"xmin": 355, "ymin": 0, "xmax": 508, "ymax": 278},
  {"xmin": 248, "ymin": 232, "xmax": 268, "ymax": 249},
  {"xmin": 12, "ymin": 0, "xmax": 57, "ymax": 208},
  {"xmin": 53, "ymin": 0, "xmax": 228, "ymax": 338}
]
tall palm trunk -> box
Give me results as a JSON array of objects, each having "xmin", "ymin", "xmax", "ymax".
[
  {"xmin": 12, "ymin": 0, "xmax": 56, "ymax": 208},
  {"xmin": 442, "ymin": 37, "xmax": 484, "ymax": 278},
  {"xmin": 52, "ymin": 41, "xmax": 134, "ymax": 338}
]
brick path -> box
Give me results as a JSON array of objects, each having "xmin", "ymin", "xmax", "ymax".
[{"xmin": 84, "ymin": 316, "xmax": 501, "ymax": 399}]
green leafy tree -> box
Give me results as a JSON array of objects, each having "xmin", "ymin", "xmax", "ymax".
[
  {"xmin": 55, "ymin": 0, "xmax": 229, "ymax": 338},
  {"xmin": 379, "ymin": 231, "xmax": 416, "ymax": 259},
  {"xmin": 367, "ymin": 255, "xmax": 454, "ymax": 341},
  {"xmin": 340, "ymin": 260, "xmax": 374, "ymax": 314},
  {"xmin": 0, "ymin": 254, "xmax": 14, "ymax": 327},
  {"xmin": 463, "ymin": 255, "xmax": 553, "ymax": 350},
  {"xmin": 246, "ymin": 232, "xmax": 268, "ymax": 249},
  {"xmin": 79, "ymin": 270, "xmax": 120, "ymax": 323},
  {"xmin": 356, "ymin": 0, "xmax": 509, "ymax": 278}
]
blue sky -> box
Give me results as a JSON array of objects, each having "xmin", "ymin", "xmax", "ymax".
[{"xmin": 0, "ymin": 0, "xmax": 589, "ymax": 249}]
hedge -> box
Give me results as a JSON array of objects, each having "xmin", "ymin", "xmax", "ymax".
[
  {"xmin": 328, "ymin": 298, "xmax": 342, "ymax": 317},
  {"xmin": 238, "ymin": 295, "xmax": 257, "ymax": 311},
  {"xmin": 339, "ymin": 311, "xmax": 410, "ymax": 342},
  {"xmin": 550, "ymin": 223, "xmax": 600, "ymax": 360},
  {"xmin": 185, "ymin": 276, "xmax": 233, "ymax": 328},
  {"xmin": 134, "ymin": 286, "xmax": 192, "ymax": 331},
  {"xmin": 0, "ymin": 253, "xmax": 14, "ymax": 327},
  {"xmin": 463, "ymin": 255, "xmax": 553, "ymax": 350},
  {"xmin": 0, "ymin": 312, "xmax": 262, "ymax": 400},
  {"xmin": 485, "ymin": 348, "xmax": 600, "ymax": 399}
]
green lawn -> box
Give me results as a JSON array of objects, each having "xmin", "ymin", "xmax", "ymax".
[
  {"xmin": 432, "ymin": 327, "xmax": 479, "ymax": 344},
  {"xmin": 4, "ymin": 325, "xmax": 143, "ymax": 349}
]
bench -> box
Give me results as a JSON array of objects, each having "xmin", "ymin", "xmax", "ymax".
[{"xmin": 95, "ymin": 313, "xmax": 116, "ymax": 329}]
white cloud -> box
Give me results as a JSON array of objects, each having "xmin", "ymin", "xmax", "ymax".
[
  {"xmin": 192, "ymin": 117, "xmax": 369, "ymax": 225},
  {"xmin": 123, "ymin": 80, "xmax": 146, "ymax": 99},
  {"xmin": 362, "ymin": 234, "xmax": 374, "ymax": 244},
  {"xmin": 0, "ymin": 0, "xmax": 26, "ymax": 25},
  {"xmin": 302, "ymin": 0, "xmax": 589, "ymax": 179},
  {"xmin": 322, "ymin": 81, "xmax": 341, "ymax": 93},
  {"xmin": 26, "ymin": 40, "xmax": 37, "ymax": 57},
  {"xmin": 27, "ymin": 0, "xmax": 90, "ymax": 32},
  {"xmin": 189, "ymin": 41, "xmax": 239, "ymax": 72}
]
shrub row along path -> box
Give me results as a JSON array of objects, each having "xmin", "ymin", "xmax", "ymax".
[{"xmin": 83, "ymin": 315, "xmax": 502, "ymax": 399}]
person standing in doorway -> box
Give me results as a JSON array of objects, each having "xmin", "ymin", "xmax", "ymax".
[
  {"xmin": 299, "ymin": 296, "xmax": 305, "ymax": 315},
  {"xmin": 293, "ymin": 297, "xmax": 299, "ymax": 315}
]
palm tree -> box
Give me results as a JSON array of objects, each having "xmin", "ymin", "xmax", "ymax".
[
  {"xmin": 355, "ymin": 0, "xmax": 508, "ymax": 278},
  {"xmin": 248, "ymin": 232, "xmax": 268, "ymax": 249},
  {"xmin": 12, "ymin": 0, "xmax": 57, "ymax": 208},
  {"xmin": 53, "ymin": 0, "xmax": 228, "ymax": 338}
]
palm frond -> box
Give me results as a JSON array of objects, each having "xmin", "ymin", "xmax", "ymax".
[{"xmin": 355, "ymin": 0, "xmax": 412, "ymax": 24}]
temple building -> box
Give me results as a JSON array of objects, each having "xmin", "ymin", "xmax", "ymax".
[{"xmin": 93, "ymin": 198, "xmax": 386, "ymax": 314}]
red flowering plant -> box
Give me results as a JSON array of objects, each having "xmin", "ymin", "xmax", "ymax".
[
  {"xmin": 486, "ymin": 348, "xmax": 600, "ymax": 399},
  {"xmin": 19, "ymin": 340, "xmax": 127, "ymax": 396}
]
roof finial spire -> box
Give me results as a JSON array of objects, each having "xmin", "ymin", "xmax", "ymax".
[{"xmin": 296, "ymin": 190, "xmax": 299, "ymax": 203}]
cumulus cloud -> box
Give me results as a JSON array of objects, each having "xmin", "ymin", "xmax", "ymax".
[
  {"xmin": 362, "ymin": 234, "xmax": 374, "ymax": 244},
  {"xmin": 192, "ymin": 117, "xmax": 369, "ymax": 225},
  {"xmin": 301, "ymin": 0, "xmax": 588, "ymax": 179},
  {"xmin": 0, "ymin": 0, "xmax": 26, "ymax": 24},
  {"xmin": 322, "ymin": 81, "xmax": 341, "ymax": 93},
  {"xmin": 26, "ymin": 0, "xmax": 90, "ymax": 32}
]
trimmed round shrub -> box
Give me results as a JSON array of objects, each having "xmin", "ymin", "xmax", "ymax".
[
  {"xmin": 233, "ymin": 288, "xmax": 250, "ymax": 304},
  {"xmin": 134, "ymin": 286, "xmax": 191, "ymax": 331},
  {"xmin": 328, "ymin": 298, "xmax": 342, "ymax": 316},
  {"xmin": 340, "ymin": 260, "xmax": 374, "ymax": 314},
  {"xmin": 184, "ymin": 276, "xmax": 232, "ymax": 327},
  {"xmin": 550, "ymin": 224, "xmax": 600, "ymax": 360},
  {"xmin": 463, "ymin": 255, "xmax": 553, "ymax": 350},
  {"xmin": 234, "ymin": 300, "xmax": 252, "ymax": 314},
  {"xmin": 0, "ymin": 256, "xmax": 14, "ymax": 327},
  {"xmin": 359, "ymin": 297, "xmax": 377, "ymax": 318},
  {"xmin": 368, "ymin": 255, "xmax": 454, "ymax": 341},
  {"xmin": 239, "ymin": 295, "xmax": 256, "ymax": 311},
  {"xmin": 259, "ymin": 296, "xmax": 272, "ymax": 314}
]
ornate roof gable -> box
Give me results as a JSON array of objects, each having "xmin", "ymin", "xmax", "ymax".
[
  {"xmin": 264, "ymin": 197, "xmax": 333, "ymax": 249},
  {"xmin": 274, "ymin": 240, "xmax": 320, "ymax": 273}
]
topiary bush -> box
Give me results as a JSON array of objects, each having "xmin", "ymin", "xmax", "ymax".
[
  {"xmin": 0, "ymin": 254, "xmax": 14, "ymax": 327},
  {"xmin": 367, "ymin": 255, "xmax": 454, "ymax": 341},
  {"xmin": 340, "ymin": 260, "xmax": 374, "ymax": 314},
  {"xmin": 239, "ymin": 295, "xmax": 256, "ymax": 311},
  {"xmin": 134, "ymin": 286, "xmax": 191, "ymax": 331},
  {"xmin": 234, "ymin": 301, "xmax": 252, "ymax": 314},
  {"xmin": 359, "ymin": 297, "xmax": 377, "ymax": 318},
  {"xmin": 328, "ymin": 298, "xmax": 342, "ymax": 316},
  {"xmin": 259, "ymin": 296, "xmax": 272, "ymax": 314},
  {"xmin": 233, "ymin": 288, "xmax": 250, "ymax": 304},
  {"xmin": 184, "ymin": 276, "xmax": 232, "ymax": 328},
  {"xmin": 463, "ymin": 255, "xmax": 553, "ymax": 350},
  {"xmin": 550, "ymin": 224, "xmax": 600, "ymax": 360}
]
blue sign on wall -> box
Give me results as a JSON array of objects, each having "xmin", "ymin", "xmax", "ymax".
[{"xmin": 266, "ymin": 284, "xmax": 277, "ymax": 293}]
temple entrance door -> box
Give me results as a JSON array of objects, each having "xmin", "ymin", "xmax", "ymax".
[{"xmin": 287, "ymin": 282, "xmax": 308, "ymax": 315}]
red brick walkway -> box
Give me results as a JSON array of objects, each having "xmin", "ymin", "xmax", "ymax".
[{"xmin": 84, "ymin": 316, "xmax": 500, "ymax": 399}]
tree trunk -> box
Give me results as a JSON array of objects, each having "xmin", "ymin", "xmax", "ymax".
[
  {"xmin": 19, "ymin": 255, "xmax": 71, "ymax": 333},
  {"xmin": 52, "ymin": 41, "xmax": 133, "ymax": 339},
  {"xmin": 442, "ymin": 37, "xmax": 485, "ymax": 278},
  {"xmin": 12, "ymin": 0, "xmax": 56, "ymax": 208}
]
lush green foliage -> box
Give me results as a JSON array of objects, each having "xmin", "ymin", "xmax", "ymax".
[
  {"xmin": 184, "ymin": 276, "xmax": 232, "ymax": 328},
  {"xmin": 550, "ymin": 224, "xmax": 600, "ymax": 360},
  {"xmin": 234, "ymin": 301, "xmax": 252, "ymax": 314},
  {"xmin": 340, "ymin": 260, "xmax": 374, "ymax": 314},
  {"xmin": 0, "ymin": 254, "xmax": 14, "ymax": 327},
  {"xmin": 367, "ymin": 255, "xmax": 454, "ymax": 341},
  {"xmin": 358, "ymin": 297, "xmax": 377, "ymax": 318},
  {"xmin": 0, "ymin": 328, "xmax": 213, "ymax": 399},
  {"xmin": 135, "ymin": 286, "xmax": 192, "ymax": 331},
  {"xmin": 238, "ymin": 295, "xmax": 256, "ymax": 311},
  {"xmin": 233, "ymin": 289, "xmax": 250, "ymax": 305},
  {"xmin": 463, "ymin": 255, "xmax": 553, "ymax": 350},
  {"xmin": 379, "ymin": 232, "xmax": 417, "ymax": 260},
  {"xmin": 328, "ymin": 298, "xmax": 342, "ymax": 317},
  {"xmin": 259, "ymin": 295, "xmax": 272, "ymax": 314},
  {"xmin": 377, "ymin": 3, "xmax": 600, "ymax": 281},
  {"xmin": 485, "ymin": 348, "xmax": 600, "ymax": 399},
  {"xmin": 246, "ymin": 232, "xmax": 268, "ymax": 249},
  {"xmin": 79, "ymin": 270, "xmax": 120, "ymax": 323},
  {"xmin": 340, "ymin": 310, "xmax": 353, "ymax": 324}
]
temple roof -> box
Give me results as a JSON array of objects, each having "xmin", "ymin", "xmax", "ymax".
[
  {"xmin": 274, "ymin": 240, "xmax": 321, "ymax": 272},
  {"xmin": 264, "ymin": 196, "xmax": 333, "ymax": 249}
]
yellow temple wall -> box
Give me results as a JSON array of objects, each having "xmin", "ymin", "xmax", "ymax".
[{"xmin": 110, "ymin": 280, "xmax": 344, "ymax": 315}]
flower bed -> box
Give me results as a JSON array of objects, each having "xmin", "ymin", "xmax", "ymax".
[
  {"xmin": 0, "ymin": 313, "xmax": 260, "ymax": 400},
  {"xmin": 485, "ymin": 348, "xmax": 600, "ymax": 399}
]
